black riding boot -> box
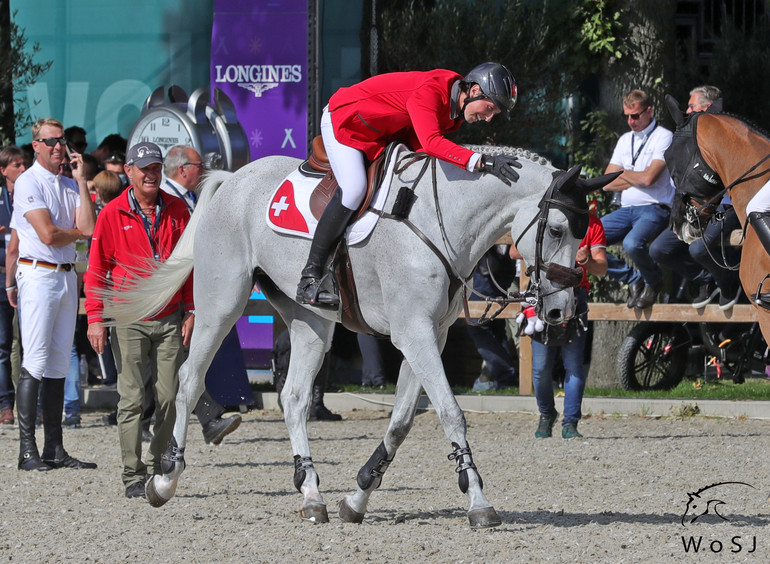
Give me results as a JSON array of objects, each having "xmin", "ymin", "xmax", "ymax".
[
  {"xmin": 310, "ymin": 355, "xmax": 341, "ymax": 421},
  {"xmin": 17, "ymin": 369, "xmax": 50, "ymax": 471},
  {"xmin": 296, "ymin": 188, "xmax": 356, "ymax": 309},
  {"xmin": 40, "ymin": 377, "xmax": 97, "ymax": 469},
  {"xmin": 749, "ymin": 212, "xmax": 770, "ymax": 255}
]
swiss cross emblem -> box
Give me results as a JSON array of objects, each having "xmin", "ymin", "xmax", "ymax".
[{"xmin": 268, "ymin": 180, "xmax": 308, "ymax": 233}]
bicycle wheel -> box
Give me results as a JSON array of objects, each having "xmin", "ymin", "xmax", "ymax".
[{"xmin": 617, "ymin": 322, "xmax": 691, "ymax": 390}]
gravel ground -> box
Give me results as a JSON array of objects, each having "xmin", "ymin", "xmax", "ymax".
[{"xmin": 1, "ymin": 408, "xmax": 769, "ymax": 563}]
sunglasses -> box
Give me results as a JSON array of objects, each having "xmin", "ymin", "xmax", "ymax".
[
  {"xmin": 622, "ymin": 108, "xmax": 649, "ymax": 120},
  {"xmin": 182, "ymin": 162, "xmax": 205, "ymax": 170},
  {"xmin": 35, "ymin": 136, "xmax": 67, "ymax": 147}
]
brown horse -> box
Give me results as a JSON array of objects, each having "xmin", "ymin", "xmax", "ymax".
[{"xmin": 664, "ymin": 95, "xmax": 770, "ymax": 344}]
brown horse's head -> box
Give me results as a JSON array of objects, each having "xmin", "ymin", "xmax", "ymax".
[{"xmin": 664, "ymin": 95, "xmax": 726, "ymax": 243}]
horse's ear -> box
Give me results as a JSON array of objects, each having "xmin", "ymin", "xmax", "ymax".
[
  {"xmin": 665, "ymin": 94, "xmax": 684, "ymax": 127},
  {"xmin": 576, "ymin": 170, "xmax": 622, "ymax": 196},
  {"xmin": 706, "ymin": 97, "xmax": 724, "ymax": 114},
  {"xmin": 555, "ymin": 165, "xmax": 582, "ymax": 191}
]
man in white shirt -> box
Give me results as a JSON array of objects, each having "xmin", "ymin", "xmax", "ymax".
[
  {"xmin": 11, "ymin": 118, "xmax": 97, "ymax": 471},
  {"xmin": 601, "ymin": 89, "xmax": 675, "ymax": 310}
]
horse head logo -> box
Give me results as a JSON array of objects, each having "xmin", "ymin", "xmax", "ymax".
[{"xmin": 681, "ymin": 481, "xmax": 756, "ymax": 526}]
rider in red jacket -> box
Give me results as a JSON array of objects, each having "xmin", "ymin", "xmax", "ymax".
[{"xmin": 296, "ymin": 62, "xmax": 522, "ymax": 309}]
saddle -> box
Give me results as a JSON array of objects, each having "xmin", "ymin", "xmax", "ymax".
[{"xmin": 298, "ymin": 136, "xmax": 395, "ymax": 337}]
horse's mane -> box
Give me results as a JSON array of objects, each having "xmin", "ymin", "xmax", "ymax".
[
  {"xmin": 717, "ymin": 112, "xmax": 770, "ymax": 143},
  {"xmin": 464, "ymin": 144, "xmax": 552, "ymax": 166}
]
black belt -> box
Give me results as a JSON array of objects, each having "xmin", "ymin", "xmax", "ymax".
[
  {"xmin": 654, "ymin": 203, "xmax": 671, "ymax": 211},
  {"xmin": 18, "ymin": 258, "xmax": 74, "ymax": 272}
]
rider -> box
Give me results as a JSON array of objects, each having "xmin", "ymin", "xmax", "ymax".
[{"xmin": 296, "ymin": 62, "xmax": 522, "ymax": 309}]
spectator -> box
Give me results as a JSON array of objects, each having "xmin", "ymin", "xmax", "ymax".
[
  {"xmin": 64, "ymin": 125, "xmax": 88, "ymax": 155},
  {"xmin": 10, "ymin": 118, "xmax": 97, "ymax": 471},
  {"xmin": 92, "ymin": 170, "xmax": 124, "ymax": 215},
  {"xmin": 517, "ymin": 213, "xmax": 607, "ymax": 439},
  {"xmin": 466, "ymin": 246, "xmax": 518, "ymax": 391},
  {"xmin": 0, "ymin": 146, "xmax": 25, "ymax": 425},
  {"xmin": 85, "ymin": 141, "xmax": 194, "ymax": 498},
  {"xmin": 649, "ymin": 85, "xmax": 742, "ymax": 309},
  {"xmin": 160, "ymin": 144, "xmax": 242, "ymax": 443},
  {"xmin": 601, "ymin": 89, "xmax": 675, "ymax": 310},
  {"xmin": 91, "ymin": 133, "xmax": 127, "ymax": 165}
]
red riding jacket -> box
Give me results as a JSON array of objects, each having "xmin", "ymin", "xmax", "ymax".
[
  {"xmin": 328, "ymin": 69, "xmax": 475, "ymax": 168},
  {"xmin": 84, "ymin": 188, "xmax": 193, "ymax": 324}
]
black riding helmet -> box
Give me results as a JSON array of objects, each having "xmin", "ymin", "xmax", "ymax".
[{"xmin": 462, "ymin": 62, "xmax": 518, "ymax": 120}]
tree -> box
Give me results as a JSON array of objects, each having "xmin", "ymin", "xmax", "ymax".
[{"xmin": 0, "ymin": 1, "xmax": 52, "ymax": 144}]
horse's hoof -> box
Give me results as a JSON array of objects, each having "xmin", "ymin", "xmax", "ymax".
[
  {"xmin": 145, "ymin": 476, "xmax": 171, "ymax": 508},
  {"xmin": 468, "ymin": 507, "xmax": 502, "ymax": 529},
  {"xmin": 338, "ymin": 498, "xmax": 365, "ymax": 524},
  {"xmin": 300, "ymin": 502, "xmax": 329, "ymax": 523}
]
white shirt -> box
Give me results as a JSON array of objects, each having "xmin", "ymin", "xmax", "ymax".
[
  {"xmin": 13, "ymin": 161, "xmax": 80, "ymax": 264},
  {"xmin": 161, "ymin": 178, "xmax": 196, "ymax": 214},
  {"xmin": 609, "ymin": 119, "xmax": 675, "ymax": 207}
]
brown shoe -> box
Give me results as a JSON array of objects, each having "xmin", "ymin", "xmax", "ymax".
[{"xmin": 0, "ymin": 408, "xmax": 13, "ymax": 424}]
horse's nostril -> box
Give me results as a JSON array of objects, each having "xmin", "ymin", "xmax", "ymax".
[{"xmin": 545, "ymin": 309, "xmax": 561, "ymax": 322}]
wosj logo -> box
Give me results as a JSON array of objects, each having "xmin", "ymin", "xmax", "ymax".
[
  {"xmin": 214, "ymin": 64, "xmax": 303, "ymax": 98},
  {"xmin": 680, "ymin": 481, "xmax": 759, "ymax": 554}
]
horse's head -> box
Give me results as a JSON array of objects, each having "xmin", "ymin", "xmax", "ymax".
[
  {"xmin": 664, "ymin": 94, "xmax": 726, "ymax": 243},
  {"xmin": 512, "ymin": 166, "xmax": 620, "ymax": 324}
]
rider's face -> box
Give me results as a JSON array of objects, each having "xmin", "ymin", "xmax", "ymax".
[{"xmin": 464, "ymin": 85, "xmax": 501, "ymax": 123}]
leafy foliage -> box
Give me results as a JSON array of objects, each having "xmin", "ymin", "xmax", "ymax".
[{"xmin": 0, "ymin": 9, "xmax": 52, "ymax": 144}]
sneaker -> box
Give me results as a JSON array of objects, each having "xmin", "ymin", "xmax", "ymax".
[
  {"xmin": 125, "ymin": 480, "xmax": 146, "ymax": 499},
  {"xmin": 692, "ymin": 282, "xmax": 719, "ymax": 309},
  {"xmin": 62, "ymin": 415, "xmax": 82, "ymax": 428},
  {"xmin": 535, "ymin": 412, "xmax": 558, "ymax": 438},
  {"xmin": 719, "ymin": 286, "xmax": 742, "ymax": 310},
  {"xmin": 0, "ymin": 408, "xmax": 13, "ymax": 425},
  {"xmin": 472, "ymin": 377, "xmax": 498, "ymax": 392},
  {"xmin": 202, "ymin": 413, "xmax": 242, "ymax": 444},
  {"xmin": 562, "ymin": 423, "xmax": 583, "ymax": 439}
]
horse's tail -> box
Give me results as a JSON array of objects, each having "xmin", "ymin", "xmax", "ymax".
[{"xmin": 101, "ymin": 170, "xmax": 233, "ymax": 325}]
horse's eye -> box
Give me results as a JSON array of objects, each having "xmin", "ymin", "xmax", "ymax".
[{"xmin": 548, "ymin": 226, "xmax": 562, "ymax": 238}]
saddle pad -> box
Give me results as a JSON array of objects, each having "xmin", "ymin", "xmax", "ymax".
[{"xmin": 266, "ymin": 144, "xmax": 408, "ymax": 246}]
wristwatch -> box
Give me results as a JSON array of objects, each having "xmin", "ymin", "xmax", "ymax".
[{"xmin": 128, "ymin": 85, "xmax": 250, "ymax": 171}]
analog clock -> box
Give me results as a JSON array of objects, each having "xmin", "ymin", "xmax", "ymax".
[{"xmin": 127, "ymin": 85, "xmax": 250, "ymax": 171}]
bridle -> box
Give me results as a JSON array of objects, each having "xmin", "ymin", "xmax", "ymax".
[{"xmin": 377, "ymin": 152, "xmax": 583, "ymax": 326}]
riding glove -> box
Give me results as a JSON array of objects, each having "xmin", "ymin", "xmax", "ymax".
[{"xmin": 480, "ymin": 154, "xmax": 522, "ymax": 185}]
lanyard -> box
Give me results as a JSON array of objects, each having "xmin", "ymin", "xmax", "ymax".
[
  {"xmin": 129, "ymin": 188, "xmax": 162, "ymax": 261},
  {"xmin": 2, "ymin": 185, "xmax": 10, "ymax": 217},
  {"xmin": 630, "ymin": 123, "xmax": 658, "ymax": 167},
  {"xmin": 165, "ymin": 180, "xmax": 195, "ymax": 213}
]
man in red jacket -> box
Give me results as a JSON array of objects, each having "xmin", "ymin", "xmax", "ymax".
[
  {"xmin": 296, "ymin": 62, "xmax": 522, "ymax": 308},
  {"xmin": 84, "ymin": 141, "xmax": 194, "ymax": 499}
]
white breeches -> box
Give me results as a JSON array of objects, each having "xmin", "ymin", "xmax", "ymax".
[
  {"xmin": 746, "ymin": 178, "xmax": 770, "ymax": 216},
  {"xmin": 321, "ymin": 107, "xmax": 367, "ymax": 210}
]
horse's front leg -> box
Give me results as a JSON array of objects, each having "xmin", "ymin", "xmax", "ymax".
[
  {"xmin": 397, "ymin": 323, "xmax": 500, "ymax": 528},
  {"xmin": 339, "ymin": 359, "xmax": 422, "ymax": 523},
  {"xmin": 281, "ymin": 319, "xmax": 335, "ymax": 523},
  {"xmin": 145, "ymin": 343, "xmax": 212, "ymax": 507}
]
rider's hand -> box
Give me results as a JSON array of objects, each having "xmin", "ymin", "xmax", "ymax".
[
  {"xmin": 516, "ymin": 306, "xmax": 544, "ymax": 335},
  {"xmin": 480, "ymin": 154, "xmax": 522, "ymax": 185}
]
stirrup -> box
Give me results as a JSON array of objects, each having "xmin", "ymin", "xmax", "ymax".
[
  {"xmin": 297, "ymin": 274, "xmax": 339, "ymax": 310},
  {"xmin": 754, "ymin": 273, "xmax": 770, "ymax": 311}
]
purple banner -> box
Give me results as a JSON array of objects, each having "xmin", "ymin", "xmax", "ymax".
[{"xmin": 211, "ymin": 0, "xmax": 308, "ymax": 160}]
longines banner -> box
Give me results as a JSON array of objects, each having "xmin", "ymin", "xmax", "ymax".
[{"xmin": 210, "ymin": 0, "xmax": 308, "ymax": 161}]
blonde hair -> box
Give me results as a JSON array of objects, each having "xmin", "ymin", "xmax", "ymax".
[
  {"xmin": 31, "ymin": 118, "xmax": 64, "ymax": 140},
  {"xmin": 93, "ymin": 170, "xmax": 124, "ymax": 204}
]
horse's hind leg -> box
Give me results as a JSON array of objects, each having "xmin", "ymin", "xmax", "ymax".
[
  {"xmin": 146, "ymin": 274, "xmax": 253, "ymax": 507},
  {"xmin": 276, "ymin": 305, "xmax": 336, "ymax": 523},
  {"xmin": 339, "ymin": 358, "xmax": 422, "ymax": 523}
]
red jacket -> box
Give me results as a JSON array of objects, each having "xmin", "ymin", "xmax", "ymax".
[
  {"xmin": 84, "ymin": 188, "xmax": 193, "ymax": 324},
  {"xmin": 329, "ymin": 69, "xmax": 475, "ymax": 167}
]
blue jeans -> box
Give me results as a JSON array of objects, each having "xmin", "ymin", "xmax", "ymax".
[
  {"xmin": 649, "ymin": 229, "xmax": 711, "ymax": 285},
  {"xmin": 0, "ymin": 291, "xmax": 14, "ymax": 410},
  {"xmin": 531, "ymin": 289, "xmax": 588, "ymax": 426},
  {"xmin": 64, "ymin": 344, "xmax": 81, "ymax": 418},
  {"xmin": 689, "ymin": 206, "xmax": 742, "ymax": 295},
  {"xmin": 602, "ymin": 204, "xmax": 670, "ymax": 287}
]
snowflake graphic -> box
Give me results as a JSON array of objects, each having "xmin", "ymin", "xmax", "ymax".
[
  {"xmin": 250, "ymin": 128, "xmax": 264, "ymax": 148},
  {"xmin": 249, "ymin": 36, "xmax": 262, "ymax": 54}
]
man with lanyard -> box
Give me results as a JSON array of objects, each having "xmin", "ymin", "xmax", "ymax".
[
  {"xmin": 12, "ymin": 118, "xmax": 97, "ymax": 471},
  {"xmin": 85, "ymin": 141, "xmax": 194, "ymax": 498},
  {"xmin": 161, "ymin": 144, "xmax": 242, "ymax": 444},
  {"xmin": 601, "ymin": 89, "xmax": 675, "ymax": 310}
]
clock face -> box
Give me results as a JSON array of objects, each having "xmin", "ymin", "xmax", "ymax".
[{"xmin": 129, "ymin": 108, "xmax": 194, "ymax": 154}]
